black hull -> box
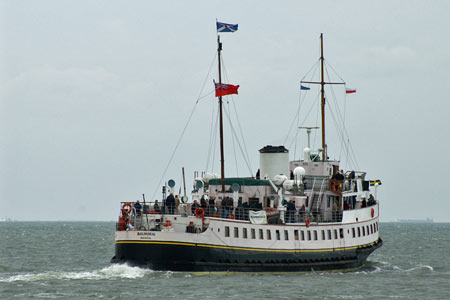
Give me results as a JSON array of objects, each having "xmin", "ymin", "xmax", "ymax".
[{"xmin": 111, "ymin": 239, "xmax": 383, "ymax": 272}]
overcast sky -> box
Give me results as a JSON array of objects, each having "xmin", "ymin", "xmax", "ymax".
[{"xmin": 1, "ymin": 0, "xmax": 449, "ymax": 222}]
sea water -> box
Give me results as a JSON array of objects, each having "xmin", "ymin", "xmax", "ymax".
[{"xmin": 1, "ymin": 222, "xmax": 449, "ymax": 299}]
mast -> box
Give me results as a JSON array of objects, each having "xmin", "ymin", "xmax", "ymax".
[
  {"xmin": 320, "ymin": 33, "xmax": 326, "ymax": 161},
  {"xmin": 300, "ymin": 34, "xmax": 346, "ymax": 161},
  {"xmin": 217, "ymin": 36, "xmax": 225, "ymax": 193}
]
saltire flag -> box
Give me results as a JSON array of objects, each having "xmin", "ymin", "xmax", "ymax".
[
  {"xmin": 214, "ymin": 81, "xmax": 239, "ymax": 97},
  {"xmin": 346, "ymin": 88, "xmax": 356, "ymax": 94},
  {"xmin": 301, "ymin": 85, "xmax": 310, "ymax": 90},
  {"xmin": 217, "ymin": 21, "xmax": 238, "ymax": 33}
]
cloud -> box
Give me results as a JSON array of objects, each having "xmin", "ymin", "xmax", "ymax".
[{"xmin": 367, "ymin": 45, "xmax": 416, "ymax": 62}]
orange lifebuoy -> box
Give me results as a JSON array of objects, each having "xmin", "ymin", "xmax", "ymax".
[
  {"xmin": 305, "ymin": 216, "xmax": 311, "ymax": 227},
  {"xmin": 195, "ymin": 207, "xmax": 205, "ymax": 218},
  {"xmin": 329, "ymin": 180, "xmax": 342, "ymax": 194},
  {"xmin": 165, "ymin": 219, "xmax": 172, "ymax": 227},
  {"xmin": 371, "ymin": 208, "xmax": 375, "ymax": 218},
  {"xmin": 122, "ymin": 202, "xmax": 132, "ymax": 214}
]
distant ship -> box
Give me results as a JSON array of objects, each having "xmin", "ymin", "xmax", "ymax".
[
  {"xmin": 397, "ymin": 218, "xmax": 434, "ymax": 223},
  {"xmin": 111, "ymin": 28, "xmax": 383, "ymax": 272},
  {"xmin": 0, "ymin": 217, "xmax": 12, "ymax": 222}
]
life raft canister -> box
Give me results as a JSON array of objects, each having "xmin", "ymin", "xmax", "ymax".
[
  {"xmin": 122, "ymin": 202, "xmax": 132, "ymax": 214},
  {"xmin": 371, "ymin": 208, "xmax": 375, "ymax": 218},
  {"xmin": 195, "ymin": 207, "xmax": 205, "ymax": 218}
]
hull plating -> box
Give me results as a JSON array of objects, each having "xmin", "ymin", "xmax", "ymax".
[{"xmin": 111, "ymin": 238, "xmax": 383, "ymax": 272}]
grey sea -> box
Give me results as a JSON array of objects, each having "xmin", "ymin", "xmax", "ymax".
[{"xmin": 1, "ymin": 222, "xmax": 449, "ymax": 300}]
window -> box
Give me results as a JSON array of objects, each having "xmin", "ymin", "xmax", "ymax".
[
  {"xmin": 251, "ymin": 228, "xmax": 256, "ymax": 239},
  {"xmin": 259, "ymin": 229, "xmax": 264, "ymax": 239},
  {"xmin": 339, "ymin": 228, "xmax": 344, "ymax": 239},
  {"xmin": 321, "ymin": 230, "xmax": 325, "ymax": 240},
  {"xmin": 362, "ymin": 226, "xmax": 366, "ymax": 236},
  {"xmin": 313, "ymin": 230, "xmax": 318, "ymax": 240},
  {"xmin": 367, "ymin": 225, "xmax": 370, "ymax": 235},
  {"xmin": 294, "ymin": 230, "xmax": 299, "ymax": 240},
  {"xmin": 358, "ymin": 227, "xmax": 361, "ymax": 237},
  {"xmin": 284, "ymin": 230, "xmax": 289, "ymax": 240},
  {"xmin": 243, "ymin": 228, "xmax": 248, "ymax": 239},
  {"xmin": 327, "ymin": 197, "xmax": 331, "ymax": 208},
  {"xmin": 266, "ymin": 229, "xmax": 272, "ymax": 240},
  {"xmin": 276, "ymin": 230, "xmax": 280, "ymax": 240},
  {"xmin": 376, "ymin": 222, "xmax": 379, "ymax": 231},
  {"xmin": 334, "ymin": 229, "xmax": 338, "ymax": 239},
  {"xmin": 234, "ymin": 227, "xmax": 239, "ymax": 238},
  {"xmin": 307, "ymin": 231, "xmax": 311, "ymax": 240},
  {"xmin": 301, "ymin": 230, "xmax": 305, "ymax": 241},
  {"xmin": 352, "ymin": 228, "xmax": 356, "ymax": 238},
  {"xmin": 225, "ymin": 226, "xmax": 230, "ymax": 237},
  {"xmin": 328, "ymin": 230, "xmax": 332, "ymax": 240}
]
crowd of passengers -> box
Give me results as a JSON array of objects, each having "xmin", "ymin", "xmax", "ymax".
[{"xmin": 125, "ymin": 191, "xmax": 376, "ymax": 224}]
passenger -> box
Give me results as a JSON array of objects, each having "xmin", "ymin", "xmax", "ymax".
[
  {"xmin": 216, "ymin": 197, "xmax": 222, "ymax": 217},
  {"xmin": 226, "ymin": 196, "xmax": 234, "ymax": 218},
  {"xmin": 255, "ymin": 169, "xmax": 260, "ymax": 179},
  {"xmin": 166, "ymin": 192, "xmax": 176, "ymax": 215},
  {"xmin": 191, "ymin": 200, "xmax": 200, "ymax": 215},
  {"xmin": 242, "ymin": 201, "xmax": 250, "ymax": 220},
  {"xmin": 298, "ymin": 204, "xmax": 306, "ymax": 222},
  {"xmin": 153, "ymin": 200, "xmax": 161, "ymax": 213},
  {"xmin": 134, "ymin": 200, "xmax": 142, "ymax": 216},
  {"xmin": 125, "ymin": 218, "xmax": 135, "ymax": 231},
  {"xmin": 186, "ymin": 221, "xmax": 196, "ymax": 233},
  {"xmin": 221, "ymin": 197, "xmax": 228, "ymax": 218},
  {"xmin": 208, "ymin": 196, "xmax": 216, "ymax": 216},
  {"xmin": 287, "ymin": 200, "xmax": 296, "ymax": 223},
  {"xmin": 368, "ymin": 194, "xmax": 376, "ymax": 206},
  {"xmin": 334, "ymin": 169, "xmax": 345, "ymax": 181},
  {"xmin": 361, "ymin": 198, "xmax": 367, "ymax": 208},
  {"xmin": 200, "ymin": 195, "xmax": 207, "ymax": 210},
  {"xmin": 175, "ymin": 195, "xmax": 180, "ymax": 214},
  {"xmin": 344, "ymin": 201, "xmax": 350, "ymax": 210}
]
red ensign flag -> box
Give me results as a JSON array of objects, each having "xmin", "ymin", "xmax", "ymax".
[{"xmin": 215, "ymin": 82, "xmax": 240, "ymax": 97}]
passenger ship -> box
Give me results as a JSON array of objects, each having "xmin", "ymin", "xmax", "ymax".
[{"xmin": 111, "ymin": 30, "xmax": 383, "ymax": 272}]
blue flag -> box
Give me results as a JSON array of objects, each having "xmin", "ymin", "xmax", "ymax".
[
  {"xmin": 301, "ymin": 85, "xmax": 310, "ymax": 90},
  {"xmin": 217, "ymin": 22, "xmax": 238, "ymax": 33}
]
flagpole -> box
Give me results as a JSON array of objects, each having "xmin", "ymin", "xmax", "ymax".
[{"xmin": 217, "ymin": 35, "xmax": 226, "ymax": 193}]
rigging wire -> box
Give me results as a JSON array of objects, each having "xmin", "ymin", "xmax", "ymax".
[
  {"xmin": 205, "ymin": 102, "xmax": 219, "ymax": 172},
  {"xmin": 220, "ymin": 54, "xmax": 254, "ymax": 174},
  {"xmin": 150, "ymin": 52, "xmax": 217, "ymax": 201},
  {"xmin": 324, "ymin": 64, "xmax": 360, "ymax": 170},
  {"xmin": 283, "ymin": 60, "xmax": 320, "ymax": 147},
  {"xmin": 222, "ymin": 103, "xmax": 254, "ymax": 175},
  {"xmin": 227, "ymin": 101, "xmax": 240, "ymax": 176}
]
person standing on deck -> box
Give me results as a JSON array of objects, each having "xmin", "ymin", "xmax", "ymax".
[
  {"xmin": 166, "ymin": 192, "xmax": 175, "ymax": 215},
  {"xmin": 133, "ymin": 200, "xmax": 142, "ymax": 216}
]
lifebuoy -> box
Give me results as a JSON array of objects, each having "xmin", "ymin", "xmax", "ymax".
[
  {"xmin": 165, "ymin": 219, "xmax": 172, "ymax": 227},
  {"xmin": 195, "ymin": 207, "xmax": 205, "ymax": 218},
  {"xmin": 329, "ymin": 180, "xmax": 342, "ymax": 194},
  {"xmin": 122, "ymin": 202, "xmax": 132, "ymax": 214},
  {"xmin": 305, "ymin": 216, "xmax": 311, "ymax": 227},
  {"xmin": 371, "ymin": 208, "xmax": 375, "ymax": 218}
]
